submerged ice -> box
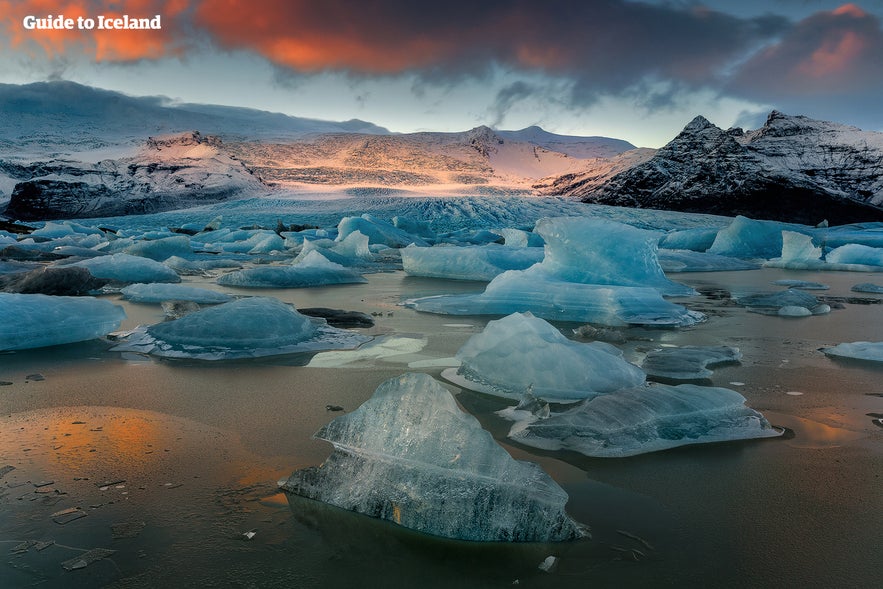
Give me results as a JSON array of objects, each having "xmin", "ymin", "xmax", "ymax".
[
  {"xmin": 446, "ymin": 312, "xmax": 645, "ymax": 402},
  {"xmin": 112, "ymin": 297, "xmax": 369, "ymax": 360},
  {"xmin": 641, "ymin": 346, "xmax": 742, "ymax": 381},
  {"xmin": 504, "ymin": 383, "xmax": 781, "ymax": 457},
  {"xmin": 280, "ymin": 372, "xmax": 585, "ymax": 542}
]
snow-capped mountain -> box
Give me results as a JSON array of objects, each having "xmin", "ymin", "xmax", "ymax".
[
  {"xmin": 546, "ymin": 112, "xmax": 883, "ymax": 225},
  {"xmin": 3, "ymin": 131, "xmax": 265, "ymax": 220}
]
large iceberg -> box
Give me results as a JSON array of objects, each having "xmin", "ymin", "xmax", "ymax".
[
  {"xmin": 217, "ymin": 251, "xmax": 367, "ymax": 288},
  {"xmin": 708, "ymin": 216, "xmax": 808, "ymax": 259},
  {"xmin": 821, "ymin": 341, "xmax": 883, "ymax": 362},
  {"xmin": 444, "ymin": 312, "xmax": 645, "ymax": 402},
  {"xmin": 504, "ymin": 383, "xmax": 781, "ymax": 457},
  {"xmin": 401, "ymin": 245, "xmax": 543, "ymax": 281},
  {"xmin": 280, "ymin": 372, "xmax": 585, "ymax": 542},
  {"xmin": 337, "ymin": 214, "xmax": 429, "ymax": 248},
  {"xmin": 112, "ymin": 297, "xmax": 370, "ymax": 360},
  {"xmin": 405, "ymin": 217, "xmax": 703, "ymax": 327},
  {"xmin": 0, "ymin": 293, "xmax": 125, "ymax": 351},
  {"xmin": 68, "ymin": 253, "xmax": 181, "ymax": 284}
]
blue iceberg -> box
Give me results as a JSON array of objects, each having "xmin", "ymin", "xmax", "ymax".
[
  {"xmin": 120, "ymin": 283, "xmax": 234, "ymax": 304},
  {"xmin": 68, "ymin": 253, "xmax": 181, "ymax": 284},
  {"xmin": 401, "ymin": 244, "xmax": 543, "ymax": 281},
  {"xmin": 0, "ymin": 293, "xmax": 125, "ymax": 351},
  {"xmin": 217, "ymin": 251, "xmax": 367, "ymax": 288},
  {"xmin": 281, "ymin": 372, "xmax": 586, "ymax": 542}
]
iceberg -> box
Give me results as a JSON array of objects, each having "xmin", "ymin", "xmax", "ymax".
[
  {"xmin": 504, "ymin": 383, "xmax": 781, "ymax": 457},
  {"xmin": 825, "ymin": 244, "xmax": 883, "ymax": 267},
  {"xmin": 659, "ymin": 227, "xmax": 718, "ymax": 252},
  {"xmin": 217, "ymin": 251, "xmax": 367, "ymax": 288},
  {"xmin": 658, "ymin": 250, "xmax": 759, "ymax": 272},
  {"xmin": 0, "ymin": 292, "xmax": 125, "ymax": 351},
  {"xmin": 280, "ymin": 372, "xmax": 586, "ymax": 542},
  {"xmin": 295, "ymin": 232, "xmax": 376, "ymax": 268},
  {"xmin": 735, "ymin": 289, "xmax": 829, "ymax": 316},
  {"xmin": 821, "ymin": 341, "xmax": 883, "ymax": 362},
  {"xmin": 401, "ymin": 244, "xmax": 543, "ymax": 281},
  {"xmin": 851, "ymin": 282, "xmax": 883, "ymax": 293},
  {"xmin": 112, "ymin": 297, "xmax": 370, "ymax": 360},
  {"xmin": 444, "ymin": 312, "xmax": 645, "ymax": 402},
  {"xmin": 709, "ymin": 216, "xmax": 810, "ymax": 259},
  {"xmin": 499, "ymin": 227, "xmax": 544, "ymax": 247},
  {"xmin": 772, "ymin": 279, "xmax": 828, "ymax": 290},
  {"xmin": 122, "ymin": 235, "xmax": 193, "ymax": 261},
  {"xmin": 68, "ymin": 253, "xmax": 181, "ymax": 284},
  {"xmin": 120, "ymin": 283, "xmax": 234, "ymax": 304},
  {"xmin": 764, "ymin": 231, "xmax": 826, "ymax": 270},
  {"xmin": 641, "ymin": 346, "xmax": 742, "ymax": 380},
  {"xmin": 337, "ymin": 214, "xmax": 429, "ymax": 248}
]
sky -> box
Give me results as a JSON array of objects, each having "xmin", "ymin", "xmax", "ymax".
[{"xmin": 1, "ymin": 0, "xmax": 882, "ymax": 147}]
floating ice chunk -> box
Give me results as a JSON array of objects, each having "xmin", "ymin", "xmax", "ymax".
[
  {"xmin": 337, "ymin": 214, "xmax": 429, "ymax": 247},
  {"xmin": 504, "ymin": 383, "xmax": 781, "ymax": 458},
  {"xmin": 851, "ymin": 282, "xmax": 883, "ymax": 293},
  {"xmin": 658, "ymin": 250, "xmax": 759, "ymax": 272},
  {"xmin": 535, "ymin": 217, "xmax": 694, "ymax": 296},
  {"xmin": 642, "ymin": 346, "xmax": 741, "ymax": 380},
  {"xmin": 772, "ymin": 280, "xmax": 829, "ymax": 290},
  {"xmin": 206, "ymin": 230, "xmax": 283, "ymax": 254},
  {"xmin": 821, "ymin": 341, "xmax": 883, "ymax": 362},
  {"xmin": 247, "ymin": 232, "xmax": 285, "ymax": 254},
  {"xmin": 217, "ymin": 251, "xmax": 367, "ymax": 288},
  {"xmin": 69, "ymin": 253, "xmax": 181, "ymax": 284},
  {"xmin": 0, "ymin": 266, "xmax": 107, "ymax": 296},
  {"xmin": 111, "ymin": 297, "xmax": 369, "ymax": 360},
  {"xmin": 280, "ymin": 372, "xmax": 585, "ymax": 542},
  {"xmin": 401, "ymin": 244, "xmax": 543, "ymax": 281},
  {"xmin": 406, "ymin": 267, "xmax": 704, "ymax": 327},
  {"xmin": 123, "ymin": 235, "xmax": 192, "ymax": 261},
  {"xmin": 659, "ymin": 227, "xmax": 718, "ymax": 252},
  {"xmin": 164, "ymin": 255, "xmax": 242, "ymax": 275},
  {"xmin": 120, "ymin": 283, "xmax": 234, "ymax": 304},
  {"xmin": 439, "ymin": 228, "xmax": 504, "ymax": 245},
  {"xmin": 825, "ymin": 244, "xmax": 883, "ymax": 267},
  {"xmin": 709, "ymin": 216, "xmax": 809, "ymax": 259},
  {"xmin": 0, "ymin": 293, "xmax": 125, "ymax": 351},
  {"xmin": 295, "ymin": 232, "xmax": 375, "ymax": 268},
  {"xmin": 445, "ymin": 312, "xmax": 645, "ymax": 402},
  {"xmin": 32, "ymin": 221, "xmax": 103, "ymax": 239},
  {"xmin": 392, "ymin": 216, "xmax": 436, "ymax": 239},
  {"xmin": 736, "ymin": 289, "xmax": 828, "ymax": 316},
  {"xmin": 499, "ymin": 228, "xmax": 544, "ymax": 247}
]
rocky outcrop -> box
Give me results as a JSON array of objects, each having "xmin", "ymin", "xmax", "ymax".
[
  {"xmin": 3, "ymin": 131, "xmax": 266, "ymax": 221},
  {"xmin": 550, "ymin": 112, "xmax": 883, "ymax": 225}
]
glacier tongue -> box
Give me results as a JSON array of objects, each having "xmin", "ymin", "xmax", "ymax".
[
  {"xmin": 504, "ymin": 383, "xmax": 781, "ymax": 458},
  {"xmin": 281, "ymin": 372, "xmax": 586, "ymax": 542}
]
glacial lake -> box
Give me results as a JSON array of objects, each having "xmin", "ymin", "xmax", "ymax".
[{"xmin": 2, "ymin": 262, "xmax": 881, "ymax": 588}]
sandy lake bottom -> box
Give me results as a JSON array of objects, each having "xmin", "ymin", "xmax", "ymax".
[{"xmin": 1, "ymin": 267, "xmax": 881, "ymax": 588}]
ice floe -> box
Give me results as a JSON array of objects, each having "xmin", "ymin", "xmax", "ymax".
[
  {"xmin": 0, "ymin": 292, "xmax": 125, "ymax": 350},
  {"xmin": 217, "ymin": 250, "xmax": 366, "ymax": 288},
  {"xmin": 641, "ymin": 346, "xmax": 742, "ymax": 381},
  {"xmin": 111, "ymin": 297, "xmax": 369, "ymax": 360},
  {"xmin": 280, "ymin": 372, "xmax": 586, "ymax": 542},
  {"xmin": 443, "ymin": 312, "xmax": 645, "ymax": 402},
  {"xmin": 821, "ymin": 341, "xmax": 883, "ymax": 362},
  {"xmin": 120, "ymin": 283, "xmax": 234, "ymax": 304},
  {"xmin": 503, "ymin": 383, "xmax": 782, "ymax": 457},
  {"xmin": 67, "ymin": 253, "xmax": 181, "ymax": 284}
]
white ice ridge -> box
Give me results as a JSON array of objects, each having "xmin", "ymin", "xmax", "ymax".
[
  {"xmin": 401, "ymin": 244, "xmax": 543, "ymax": 281},
  {"xmin": 281, "ymin": 372, "xmax": 586, "ymax": 542},
  {"xmin": 0, "ymin": 292, "xmax": 126, "ymax": 350},
  {"xmin": 445, "ymin": 312, "xmax": 645, "ymax": 402},
  {"xmin": 111, "ymin": 296, "xmax": 370, "ymax": 360},
  {"xmin": 405, "ymin": 217, "xmax": 703, "ymax": 327},
  {"xmin": 821, "ymin": 341, "xmax": 883, "ymax": 362},
  {"xmin": 641, "ymin": 346, "xmax": 742, "ymax": 380},
  {"xmin": 504, "ymin": 383, "xmax": 782, "ymax": 457},
  {"xmin": 120, "ymin": 283, "xmax": 233, "ymax": 304}
]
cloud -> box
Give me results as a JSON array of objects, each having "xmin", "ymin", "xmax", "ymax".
[{"xmin": 0, "ymin": 0, "xmax": 190, "ymax": 62}]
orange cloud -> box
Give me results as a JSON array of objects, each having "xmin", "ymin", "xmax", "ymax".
[
  {"xmin": 0, "ymin": 0, "xmax": 188, "ymax": 62},
  {"xmin": 798, "ymin": 30, "xmax": 867, "ymax": 78}
]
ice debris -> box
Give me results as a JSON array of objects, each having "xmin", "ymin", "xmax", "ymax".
[
  {"xmin": 735, "ymin": 289, "xmax": 829, "ymax": 316},
  {"xmin": 401, "ymin": 244, "xmax": 543, "ymax": 281},
  {"xmin": 503, "ymin": 383, "xmax": 781, "ymax": 457},
  {"xmin": 281, "ymin": 373, "xmax": 586, "ymax": 542},
  {"xmin": 642, "ymin": 346, "xmax": 742, "ymax": 381},
  {"xmin": 444, "ymin": 312, "xmax": 645, "ymax": 402},
  {"xmin": 822, "ymin": 342, "xmax": 883, "ymax": 362},
  {"xmin": 851, "ymin": 283, "xmax": 883, "ymax": 293},
  {"xmin": 217, "ymin": 250, "xmax": 366, "ymax": 288},
  {"xmin": 111, "ymin": 297, "xmax": 370, "ymax": 360},
  {"xmin": 0, "ymin": 293, "xmax": 126, "ymax": 351}
]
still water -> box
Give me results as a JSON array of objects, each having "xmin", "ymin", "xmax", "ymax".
[{"xmin": 1, "ymin": 268, "xmax": 881, "ymax": 588}]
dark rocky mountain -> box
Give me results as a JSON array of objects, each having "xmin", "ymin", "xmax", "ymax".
[{"xmin": 546, "ymin": 112, "xmax": 883, "ymax": 225}]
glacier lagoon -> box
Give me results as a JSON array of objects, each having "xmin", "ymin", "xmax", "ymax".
[{"xmin": 1, "ymin": 196, "xmax": 881, "ymax": 588}]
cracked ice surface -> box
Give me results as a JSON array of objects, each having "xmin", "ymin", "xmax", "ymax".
[
  {"xmin": 112, "ymin": 297, "xmax": 369, "ymax": 360},
  {"xmin": 0, "ymin": 292, "xmax": 125, "ymax": 350},
  {"xmin": 504, "ymin": 383, "xmax": 781, "ymax": 458},
  {"xmin": 281, "ymin": 373, "xmax": 586, "ymax": 542}
]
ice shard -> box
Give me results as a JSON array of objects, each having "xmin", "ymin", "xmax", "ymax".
[{"xmin": 281, "ymin": 373, "xmax": 586, "ymax": 542}]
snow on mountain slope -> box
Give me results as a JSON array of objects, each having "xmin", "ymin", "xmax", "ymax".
[
  {"xmin": 3, "ymin": 132, "xmax": 266, "ymax": 220},
  {"xmin": 547, "ymin": 112, "xmax": 883, "ymax": 224},
  {"xmin": 497, "ymin": 126, "xmax": 636, "ymax": 158}
]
